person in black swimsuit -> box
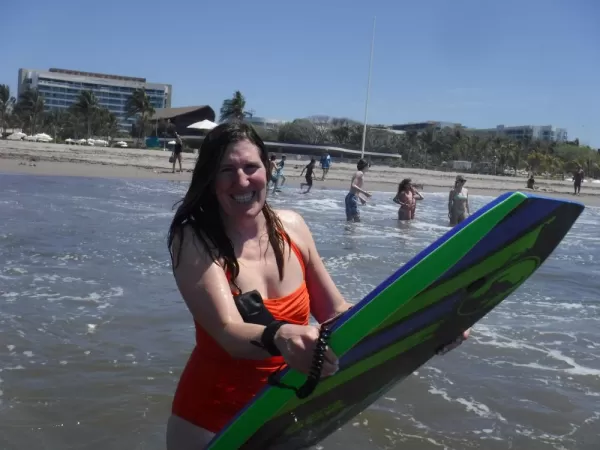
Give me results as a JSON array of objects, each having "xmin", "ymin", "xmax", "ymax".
[
  {"xmin": 300, "ymin": 158, "xmax": 316, "ymax": 193},
  {"xmin": 573, "ymin": 167, "xmax": 584, "ymax": 195},
  {"xmin": 172, "ymin": 132, "xmax": 183, "ymax": 173}
]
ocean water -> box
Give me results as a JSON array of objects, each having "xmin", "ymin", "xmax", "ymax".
[{"xmin": 1, "ymin": 173, "xmax": 599, "ymax": 450}]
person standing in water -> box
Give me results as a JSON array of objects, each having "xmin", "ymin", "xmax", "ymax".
[
  {"xmin": 300, "ymin": 158, "xmax": 316, "ymax": 193},
  {"xmin": 448, "ymin": 175, "xmax": 470, "ymax": 226},
  {"xmin": 345, "ymin": 159, "xmax": 371, "ymax": 222},
  {"xmin": 393, "ymin": 178, "xmax": 424, "ymax": 220},
  {"xmin": 165, "ymin": 122, "xmax": 469, "ymax": 449}
]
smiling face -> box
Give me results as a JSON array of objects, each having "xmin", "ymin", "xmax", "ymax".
[{"xmin": 214, "ymin": 139, "xmax": 267, "ymax": 221}]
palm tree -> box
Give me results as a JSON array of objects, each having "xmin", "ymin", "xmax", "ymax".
[
  {"xmin": 0, "ymin": 84, "xmax": 16, "ymax": 133},
  {"xmin": 93, "ymin": 107, "xmax": 119, "ymax": 143},
  {"xmin": 15, "ymin": 88, "xmax": 45, "ymax": 134},
  {"xmin": 219, "ymin": 91, "xmax": 251, "ymax": 122},
  {"xmin": 43, "ymin": 109, "xmax": 71, "ymax": 141},
  {"xmin": 125, "ymin": 88, "xmax": 155, "ymax": 143},
  {"xmin": 71, "ymin": 90, "xmax": 99, "ymax": 138}
]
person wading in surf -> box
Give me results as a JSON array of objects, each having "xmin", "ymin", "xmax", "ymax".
[
  {"xmin": 165, "ymin": 122, "xmax": 469, "ymax": 449},
  {"xmin": 393, "ymin": 178, "xmax": 424, "ymax": 220},
  {"xmin": 448, "ymin": 175, "xmax": 470, "ymax": 226},
  {"xmin": 345, "ymin": 158, "xmax": 371, "ymax": 222}
]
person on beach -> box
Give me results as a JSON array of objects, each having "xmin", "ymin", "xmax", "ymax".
[
  {"xmin": 393, "ymin": 178, "xmax": 424, "ymax": 220},
  {"xmin": 448, "ymin": 175, "xmax": 470, "ymax": 226},
  {"xmin": 320, "ymin": 152, "xmax": 331, "ymax": 180},
  {"xmin": 300, "ymin": 158, "xmax": 317, "ymax": 193},
  {"xmin": 165, "ymin": 121, "xmax": 470, "ymax": 449},
  {"xmin": 573, "ymin": 167, "xmax": 584, "ymax": 195},
  {"xmin": 345, "ymin": 158, "xmax": 371, "ymax": 222},
  {"xmin": 171, "ymin": 132, "xmax": 183, "ymax": 174},
  {"xmin": 526, "ymin": 174, "xmax": 536, "ymax": 190}
]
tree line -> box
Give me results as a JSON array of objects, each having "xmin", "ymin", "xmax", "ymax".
[
  {"xmin": 219, "ymin": 90, "xmax": 600, "ymax": 179},
  {"xmin": 1, "ymin": 83, "xmax": 598, "ymax": 178},
  {"xmin": 0, "ymin": 84, "xmax": 156, "ymax": 143}
]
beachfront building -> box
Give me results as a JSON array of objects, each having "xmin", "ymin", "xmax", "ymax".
[
  {"xmin": 468, "ymin": 124, "xmax": 568, "ymax": 143},
  {"xmin": 17, "ymin": 68, "xmax": 172, "ymax": 132},
  {"xmin": 389, "ymin": 121, "xmax": 462, "ymax": 133}
]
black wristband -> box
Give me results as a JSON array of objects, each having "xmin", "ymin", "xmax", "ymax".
[{"xmin": 260, "ymin": 320, "xmax": 288, "ymax": 356}]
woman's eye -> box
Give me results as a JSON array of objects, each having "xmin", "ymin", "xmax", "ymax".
[{"xmin": 244, "ymin": 165, "xmax": 260, "ymax": 174}]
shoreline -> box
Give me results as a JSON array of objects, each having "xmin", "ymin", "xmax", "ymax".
[
  {"xmin": 1, "ymin": 140, "xmax": 599, "ymax": 207},
  {"xmin": 2, "ymin": 156, "xmax": 598, "ymax": 207}
]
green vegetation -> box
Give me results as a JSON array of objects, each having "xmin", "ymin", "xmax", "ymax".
[
  {"xmin": 226, "ymin": 92, "xmax": 599, "ymax": 179},
  {"xmin": 219, "ymin": 90, "xmax": 252, "ymax": 122},
  {"xmin": 2, "ymin": 83, "xmax": 597, "ymax": 178},
  {"xmin": 252, "ymin": 118, "xmax": 599, "ymax": 178},
  {"xmin": 0, "ymin": 84, "xmax": 154, "ymax": 143}
]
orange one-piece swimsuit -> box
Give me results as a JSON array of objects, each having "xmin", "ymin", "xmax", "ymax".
[{"xmin": 171, "ymin": 236, "xmax": 311, "ymax": 432}]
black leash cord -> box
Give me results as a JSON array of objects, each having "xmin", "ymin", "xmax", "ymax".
[{"xmin": 267, "ymin": 325, "xmax": 332, "ymax": 399}]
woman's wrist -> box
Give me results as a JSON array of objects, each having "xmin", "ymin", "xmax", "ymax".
[{"xmin": 262, "ymin": 321, "xmax": 289, "ymax": 356}]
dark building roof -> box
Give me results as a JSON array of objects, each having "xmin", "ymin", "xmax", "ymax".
[
  {"xmin": 151, "ymin": 106, "xmax": 216, "ymax": 121},
  {"xmin": 48, "ymin": 68, "xmax": 146, "ymax": 83},
  {"xmin": 149, "ymin": 105, "xmax": 217, "ymax": 137}
]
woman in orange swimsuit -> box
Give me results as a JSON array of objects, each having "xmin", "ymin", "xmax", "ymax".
[{"xmin": 166, "ymin": 122, "xmax": 469, "ymax": 449}]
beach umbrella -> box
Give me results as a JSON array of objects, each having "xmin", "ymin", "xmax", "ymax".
[{"xmin": 187, "ymin": 119, "xmax": 217, "ymax": 131}]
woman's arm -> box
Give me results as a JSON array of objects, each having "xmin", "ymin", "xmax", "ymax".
[
  {"xmin": 172, "ymin": 226, "xmax": 273, "ymax": 360},
  {"xmin": 448, "ymin": 190, "xmax": 454, "ymax": 214},
  {"xmin": 278, "ymin": 211, "xmax": 469, "ymax": 357},
  {"xmin": 396, "ymin": 192, "xmax": 411, "ymax": 208},
  {"xmin": 279, "ymin": 211, "xmax": 352, "ymax": 323},
  {"xmin": 413, "ymin": 189, "xmax": 424, "ymax": 200}
]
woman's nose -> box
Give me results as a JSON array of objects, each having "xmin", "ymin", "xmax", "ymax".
[{"xmin": 233, "ymin": 168, "xmax": 250, "ymax": 186}]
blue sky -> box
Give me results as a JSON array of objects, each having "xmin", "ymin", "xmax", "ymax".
[{"xmin": 2, "ymin": 0, "xmax": 599, "ymax": 146}]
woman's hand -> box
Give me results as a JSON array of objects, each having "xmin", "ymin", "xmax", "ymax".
[
  {"xmin": 275, "ymin": 324, "xmax": 339, "ymax": 377},
  {"xmin": 436, "ymin": 328, "xmax": 470, "ymax": 356}
]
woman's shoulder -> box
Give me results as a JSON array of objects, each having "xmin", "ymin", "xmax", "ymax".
[
  {"xmin": 274, "ymin": 209, "xmax": 314, "ymax": 262},
  {"xmin": 171, "ymin": 224, "xmax": 222, "ymax": 267},
  {"xmin": 275, "ymin": 209, "xmax": 313, "ymax": 244},
  {"xmin": 275, "ymin": 209, "xmax": 308, "ymax": 233}
]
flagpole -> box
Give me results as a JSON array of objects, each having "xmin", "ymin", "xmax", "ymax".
[{"xmin": 360, "ymin": 16, "xmax": 376, "ymax": 159}]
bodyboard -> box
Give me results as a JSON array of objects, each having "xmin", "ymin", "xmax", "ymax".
[{"xmin": 208, "ymin": 191, "xmax": 584, "ymax": 449}]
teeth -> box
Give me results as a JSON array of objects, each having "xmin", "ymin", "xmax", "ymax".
[{"xmin": 232, "ymin": 192, "xmax": 254, "ymax": 204}]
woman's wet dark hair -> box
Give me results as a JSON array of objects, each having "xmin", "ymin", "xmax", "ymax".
[
  {"xmin": 167, "ymin": 121, "xmax": 290, "ymax": 285},
  {"xmin": 397, "ymin": 178, "xmax": 412, "ymax": 196}
]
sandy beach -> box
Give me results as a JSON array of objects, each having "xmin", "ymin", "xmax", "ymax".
[{"xmin": 2, "ymin": 140, "xmax": 599, "ymax": 206}]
